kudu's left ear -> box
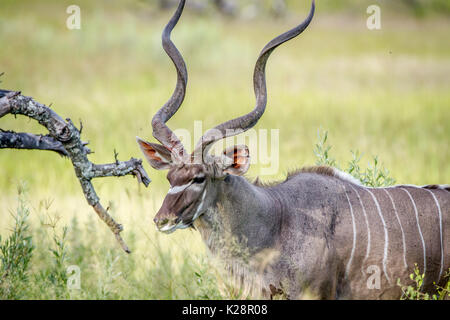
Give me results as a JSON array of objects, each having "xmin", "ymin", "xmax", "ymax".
[
  {"xmin": 136, "ymin": 137, "xmax": 173, "ymax": 170},
  {"xmin": 221, "ymin": 145, "xmax": 250, "ymax": 176}
]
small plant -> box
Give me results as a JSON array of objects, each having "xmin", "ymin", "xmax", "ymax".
[
  {"xmin": 49, "ymin": 225, "xmax": 69, "ymax": 287},
  {"xmin": 397, "ymin": 264, "xmax": 450, "ymax": 300},
  {"xmin": 347, "ymin": 151, "xmax": 396, "ymax": 187},
  {"xmin": 0, "ymin": 183, "xmax": 35, "ymax": 299},
  {"xmin": 97, "ymin": 251, "xmax": 122, "ymax": 299},
  {"xmin": 437, "ymin": 270, "xmax": 450, "ymax": 300},
  {"xmin": 314, "ymin": 128, "xmax": 396, "ymax": 188},
  {"xmin": 34, "ymin": 201, "xmax": 71, "ymax": 298},
  {"xmin": 314, "ymin": 128, "xmax": 338, "ymax": 168}
]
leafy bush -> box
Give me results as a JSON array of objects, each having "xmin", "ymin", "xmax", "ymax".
[
  {"xmin": 314, "ymin": 128, "xmax": 396, "ymax": 187},
  {"xmin": 397, "ymin": 264, "xmax": 450, "ymax": 300},
  {"xmin": 0, "ymin": 183, "xmax": 34, "ymax": 299},
  {"xmin": 0, "ymin": 186, "xmax": 74, "ymax": 299}
]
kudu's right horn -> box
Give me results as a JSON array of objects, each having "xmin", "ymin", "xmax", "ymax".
[{"xmin": 193, "ymin": 0, "xmax": 316, "ymax": 160}]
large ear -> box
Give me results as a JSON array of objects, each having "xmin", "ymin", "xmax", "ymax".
[
  {"xmin": 136, "ymin": 137, "xmax": 173, "ymax": 170},
  {"xmin": 221, "ymin": 145, "xmax": 250, "ymax": 176}
]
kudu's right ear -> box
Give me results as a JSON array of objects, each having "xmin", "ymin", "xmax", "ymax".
[
  {"xmin": 136, "ymin": 137, "xmax": 173, "ymax": 170},
  {"xmin": 221, "ymin": 145, "xmax": 250, "ymax": 176}
]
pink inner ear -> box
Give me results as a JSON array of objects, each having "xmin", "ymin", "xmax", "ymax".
[
  {"xmin": 137, "ymin": 139, "xmax": 164, "ymax": 161},
  {"xmin": 222, "ymin": 146, "xmax": 249, "ymax": 170},
  {"xmin": 235, "ymin": 150, "xmax": 249, "ymax": 165},
  {"xmin": 148, "ymin": 149, "xmax": 162, "ymax": 161}
]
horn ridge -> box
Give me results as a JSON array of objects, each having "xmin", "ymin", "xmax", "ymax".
[
  {"xmin": 194, "ymin": 0, "xmax": 315, "ymax": 157},
  {"xmin": 151, "ymin": 0, "xmax": 188, "ymax": 159}
]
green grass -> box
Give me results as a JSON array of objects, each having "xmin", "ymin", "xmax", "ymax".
[{"xmin": 0, "ymin": 0, "xmax": 449, "ymax": 299}]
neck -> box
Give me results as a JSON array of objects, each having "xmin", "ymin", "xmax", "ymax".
[{"xmin": 195, "ymin": 175, "xmax": 282, "ymax": 257}]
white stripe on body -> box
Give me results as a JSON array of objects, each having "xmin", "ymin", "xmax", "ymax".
[
  {"xmin": 383, "ymin": 189, "xmax": 408, "ymax": 270},
  {"xmin": 401, "ymin": 188, "xmax": 427, "ymax": 275},
  {"xmin": 423, "ymin": 189, "xmax": 444, "ymax": 279},
  {"xmin": 349, "ymin": 185, "xmax": 371, "ymax": 274},
  {"xmin": 344, "ymin": 190, "xmax": 357, "ymax": 279},
  {"xmin": 365, "ymin": 189, "xmax": 391, "ymax": 284}
]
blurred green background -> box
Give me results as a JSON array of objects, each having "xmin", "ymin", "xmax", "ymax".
[{"xmin": 0, "ymin": 0, "xmax": 449, "ymax": 299}]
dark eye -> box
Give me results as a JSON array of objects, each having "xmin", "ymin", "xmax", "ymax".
[{"xmin": 193, "ymin": 176, "xmax": 206, "ymax": 184}]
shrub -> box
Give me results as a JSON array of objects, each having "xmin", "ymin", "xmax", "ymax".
[
  {"xmin": 397, "ymin": 264, "xmax": 450, "ymax": 300},
  {"xmin": 0, "ymin": 183, "xmax": 35, "ymax": 299},
  {"xmin": 314, "ymin": 128, "xmax": 396, "ymax": 188}
]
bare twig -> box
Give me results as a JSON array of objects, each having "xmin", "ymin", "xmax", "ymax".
[
  {"xmin": 114, "ymin": 148, "xmax": 119, "ymax": 165},
  {"xmin": 0, "ymin": 130, "xmax": 68, "ymax": 157},
  {"xmin": 0, "ymin": 91, "xmax": 151, "ymax": 253}
]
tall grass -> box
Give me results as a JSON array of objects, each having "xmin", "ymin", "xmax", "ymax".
[
  {"xmin": 0, "ymin": 184, "xmax": 34, "ymax": 299},
  {"xmin": 0, "ymin": 186, "xmax": 228, "ymax": 299}
]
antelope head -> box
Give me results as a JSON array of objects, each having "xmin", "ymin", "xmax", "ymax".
[{"xmin": 137, "ymin": 0, "xmax": 315, "ymax": 233}]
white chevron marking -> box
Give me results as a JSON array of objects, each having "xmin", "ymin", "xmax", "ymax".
[
  {"xmin": 383, "ymin": 189, "xmax": 408, "ymax": 270},
  {"xmin": 344, "ymin": 190, "xmax": 357, "ymax": 279},
  {"xmin": 423, "ymin": 189, "xmax": 444, "ymax": 280},
  {"xmin": 366, "ymin": 189, "xmax": 391, "ymax": 285},
  {"xmin": 349, "ymin": 185, "xmax": 371, "ymax": 275},
  {"xmin": 401, "ymin": 188, "xmax": 427, "ymax": 276}
]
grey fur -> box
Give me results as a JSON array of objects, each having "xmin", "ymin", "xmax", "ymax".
[{"xmin": 192, "ymin": 170, "xmax": 449, "ymax": 299}]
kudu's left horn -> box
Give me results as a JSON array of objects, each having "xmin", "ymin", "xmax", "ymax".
[{"xmin": 151, "ymin": 0, "xmax": 188, "ymax": 161}]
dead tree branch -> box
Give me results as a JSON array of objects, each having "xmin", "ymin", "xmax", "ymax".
[
  {"xmin": 0, "ymin": 90, "xmax": 151, "ymax": 253},
  {"xmin": 0, "ymin": 130, "xmax": 69, "ymax": 157}
]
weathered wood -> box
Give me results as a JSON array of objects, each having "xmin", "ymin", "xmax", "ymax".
[
  {"xmin": 0, "ymin": 91, "xmax": 151, "ymax": 253},
  {"xmin": 0, "ymin": 131, "xmax": 68, "ymax": 156}
]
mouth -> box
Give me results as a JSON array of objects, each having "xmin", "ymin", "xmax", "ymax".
[
  {"xmin": 156, "ymin": 200, "xmax": 196, "ymax": 234},
  {"xmin": 158, "ymin": 220, "xmax": 190, "ymax": 234},
  {"xmin": 156, "ymin": 193, "xmax": 206, "ymax": 234}
]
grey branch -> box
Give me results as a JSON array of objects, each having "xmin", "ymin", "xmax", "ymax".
[
  {"xmin": 0, "ymin": 91, "xmax": 151, "ymax": 253},
  {"xmin": 0, "ymin": 130, "xmax": 69, "ymax": 157}
]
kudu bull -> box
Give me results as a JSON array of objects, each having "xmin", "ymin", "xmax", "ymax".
[{"xmin": 137, "ymin": 0, "xmax": 449, "ymax": 299}]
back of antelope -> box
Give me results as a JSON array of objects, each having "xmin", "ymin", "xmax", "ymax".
[{"xmin": 137, "ymin": 0, "xmax": 449, "ymax": 299}]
